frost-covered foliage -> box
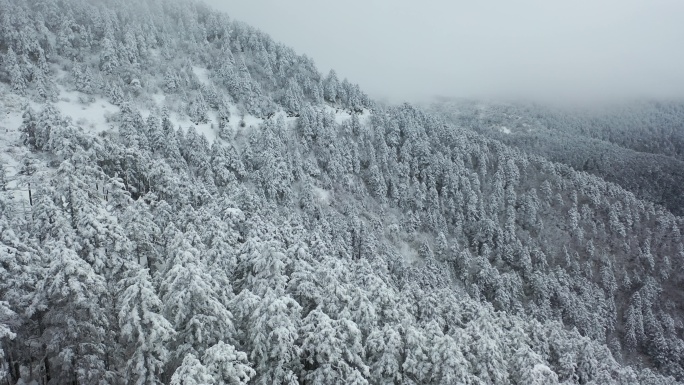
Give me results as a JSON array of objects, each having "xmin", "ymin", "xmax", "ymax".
[{"xmin": 0, "ymin": 0, "xmax": 683, "ymax": 384}]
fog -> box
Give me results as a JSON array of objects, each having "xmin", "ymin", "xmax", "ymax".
[{"xmin": 209, "ymin": 0, "xmax": 684, "ymax": 104}]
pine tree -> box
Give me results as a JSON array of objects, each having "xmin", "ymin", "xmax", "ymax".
[
  {"xmin": 170, "ymin": 354, "xmax": 212, "ymax": 385},
  {"xmin": 4, "ymin": 48, "xmax": 25, "ymax": 94},
  {"xmin": 323, "ymin": 69, "xmax": 340, "ymax": 103},
  {"xmin": 0, "ymin": 301, "xmax": 16, "ymax": 383},
  {"xmin": 188, "ymin": 92, "xmax": 209, "ymax": 124},
  {"xmin": 511, "ymin": 345, "xmax": 559, "ymax": 385},
  {"xmin": 0, "ymin": 165, "xmax": 7, "ymax": 191},
  {"xmin": 170, "ymin": 343, "xmax": 255, "ymax": 385},
  {"xmin": 365, "ymin": 325, "xmax": 403, "ymax": 385},
  {"xmin": 202, "ymin": 341, "xmax": 255, "ymax": 385},
  {"xmin": 118, "ymin": 266, "xmax": 175, "ymax": 385},
  {"xmin": 100, "ymin": 37, "xmax": 119, "ymax": 74},
  {"xmin": 73, "ymin": 64, "xmax": 95, "ymax": 94},
  {"xmin": 427, "ymin": 322, "xmax": 474, "ymax": 384},
  {"xmin": 34, "ymin": 240, "xmax": 111, "ymax": 384},
  {"xmin": 283, "ymin": 77, "xmax": 304, "ymax": 113},
  {"xmin": 401, "ymin": 325, "xmax": 432, "ymax": 384},
  {"xmin": 159, "ymin": 230, "xmax": 234, "ymax": 368},
  {"xmin": 164, "ymin": 69, "xmax": 179, "ymax": 92},
  {"xmin": 217, "ymin": 99, "xmax": 232, "ymax": 133},
  {"xmin": 300, "ymin": 309, "xmax": 369, "ymax": 385},
  {"xmin": 232, "ymin": 291, "xmax": 301, "ymax": 385}
]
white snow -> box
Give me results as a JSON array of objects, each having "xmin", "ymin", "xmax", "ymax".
[
  {"xmin": 166, "ymin": 112, "xmax": 219, "ymax": 142},
  {"xmin": 151, "ymin": 93, "xmax": 166, "ymax": 106},
  {"xmin": 0, "ymin": 91, "xmax": 47, "ymax": 207},
  {"xmin": 194, "ymin": 119, "xmax": 219, "ymax": 142},
  {"xmin": 225, "ymin": 104, "xmax": 264, "ymax": 136},
  {"xmin": 147, "ymin": 91, "xmax": 219, "ymax": 142},
  {"xmin": 236, "ymin": 112, "xmax": 263, "ymax": 130},
  {"xmin": 500, "ymin": 126, "xmax": 511, "ymax": 134},
  {"xmin": 192, "ymin": 66, "xmax": 211, "ymax": 86},
  {"xmin": 398, "ymin": 241, "xmax": 420, "ymax": 263},
  {"xmin": 358, "ymin": 109, "xmax": 372, "ymax": 125},
  {"xmin": 273, "ymin": 110, "xmax": 299, "ymax": 125},
  {"xmin": 16, "ymin": 379, "xmax": 40, "ymax": 385},
  {"xmin": 55, "ymin": 86, "xmax": 119, "ymax": 133},
  {"xmin": 326, "ymin": 105, "xmax": 351, "ymax": 124},
  {"xmin": 3, "ymin": 76, "xmax": 373, "ymax": 190},
  {"xmin": 191, "ymin": 122, "xmax": 217, "ymax": 142},
  {"xmin": 324, "ymin": 105, "xmax": 372, "ymax": 125},
  {"xmin": 313, "ymin": 186, "xmax": 332, "ymax": 206},
  {"xmin": 147, "ymin": 90, "xmax": 270, "ymax": 143}
]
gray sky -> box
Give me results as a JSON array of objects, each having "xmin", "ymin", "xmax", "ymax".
[{"xmin": 209, "ymin": 0, "xmax": 684, "ymax": 103}]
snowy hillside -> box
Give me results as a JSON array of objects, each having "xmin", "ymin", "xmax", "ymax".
[{"xmin": 1, "ymin": 0, "xmax": 683, "ymax": 384}]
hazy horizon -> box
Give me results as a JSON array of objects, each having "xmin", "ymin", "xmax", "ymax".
[{"xmin": 209, "ymin": 0, "xmax": 684, "ymax": 104}]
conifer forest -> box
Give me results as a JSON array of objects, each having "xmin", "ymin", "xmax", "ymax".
[{"xmin": 1, "ymin": 0, "xmax": 684, "ymax": 384}]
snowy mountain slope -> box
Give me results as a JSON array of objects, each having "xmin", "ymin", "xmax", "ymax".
[{"xmin": 1, "ymin": 0, "xmax": 684, "ymax": 384}]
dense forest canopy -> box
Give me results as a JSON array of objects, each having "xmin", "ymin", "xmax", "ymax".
[{"xmin": 1, "ymin": 0, "xmax": 683, "ymax": 384}]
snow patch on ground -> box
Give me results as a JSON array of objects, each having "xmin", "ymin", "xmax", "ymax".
[
  {"xmin": 165, "ymin": 112, "xmax": 218, "ymax": 142},
  {"xmin": 192, "ymin": 66, "xmax": 211, "ymax": 86},
  {"xmin": 398, "ymin": 241, "xmax": 420, "ymax": 263},
  {"xmin": 225, "ymin": 104, "xmax": 264, "ymax": 136},
  {"xmin": 238, "ymin": 113, "xmax": 264, "ymax": 129},
  {"xmin": 55, "ymin": 86, "xmax": 119, "ymax": 133},
  {"xmin": 147, "ymin": 91, "xmax": 274, "ymax": 143},
  {"xmin": 327, "ymin": 106, "xmax": 351, "ymax": 124},
  {"xmin": 500, "ymin": 126, "xmax": 511, "ymax": 134},
  {"xmin": 358, "ymin": 109, "xmax": 372, "ymax": 125},
  {"xmin": 313, "ymin": 186, "xmax": 332, "ymax": 206},
  {"xmin": 147, "ymin": 91, "xmax": 220, "ymax": 142},
  {"xmin": 193, "ymin": 118, "xmax": 219, "ymax": 142},
  {"xmin": 324, "ymin": 105, "xmax": 372, "ymax": 125},
  {"xmin": 1, "ymin": 94, "xmax": 30, "ymax": 159},
  {"xmin": 151, "ymin": 93, "xmax": 166, "ymax": 107},
  {"xmin": 274, "ymin": 110, "xmax": 299, "ymax": 125}
]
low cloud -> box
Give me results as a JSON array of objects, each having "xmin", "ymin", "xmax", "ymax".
[{"xmin": 208, "ymin": 0, "xmax": 684, "ymax": 103}]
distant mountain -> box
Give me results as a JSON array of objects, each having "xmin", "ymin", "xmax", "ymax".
[
  {"xmin": 1, "ymin": 0, "xmax": 683, "ymax": 384},
  {"xmin": 429, "ymin": 99, "xmax": 684, "ymax": 215}
]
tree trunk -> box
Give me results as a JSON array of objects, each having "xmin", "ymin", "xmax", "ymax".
[{"xmin": 43, "ymin": 353, "xmax": 50, "ymax": 385}]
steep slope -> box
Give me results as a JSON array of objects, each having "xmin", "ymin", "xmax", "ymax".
[{"xmin": 1, "ymin": 0, "xmax": 683, "ymax": 384}]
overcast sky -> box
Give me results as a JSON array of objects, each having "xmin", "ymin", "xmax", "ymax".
[{"xmin": 209, "ymin": 0, "xmax": 684, "ymax": 103}]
